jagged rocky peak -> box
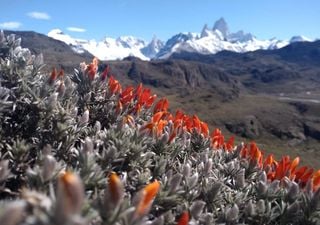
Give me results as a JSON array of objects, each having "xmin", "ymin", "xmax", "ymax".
[
  {"xmin": 228, "ymin": 30, "xmax": 255, "ymax": 43},
  {"xmin": 141, "ymin": 35, "xmax": 164, "ymax": 58},
  {"xmin": 213, "ymin": 17, "xmax": 229, "ymax": 38},
  {"xmin": 150, "ymin": 35, "xmax": 164, "ymax": 48},
  {"xmin": 47, "ymin": 18, "xmax": 314, "ymax": 60},
  {"xmin": 200, "ymin": 24, "xmax": 210, "ymax": 38},
  {"xmin": 116, "ymin": 36, "xmax": 146, "ymax": 48}
]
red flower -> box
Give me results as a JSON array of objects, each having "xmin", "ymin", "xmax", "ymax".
[
  {"xmin": 289, "ymin": 157, "xmax": 300, "ymax": 178},
  {"xmin": 146, "ymin": 95, "xmax": 157, "ymax": 109},
  {"xmin": 200, "ymin": 122, "xmax": 209, "ymax": 137},
  {"xmin": 87, "ymin": 57, "xmax": 99, "ymax": 80},
  {"xmin": 58, "ymin": 69, "xmax": 64, "ymax": 78},
  {"xmin": 49, "ymin": 68, "xmax": 57, "ymax": 85},
  {"xmin": 211, "ymin": 128, "xmax": 224, "ymax": 149},
  {"xmin": 135, "ymin": 83, "xmax": 143, "ymax": 99},
  {"xmin": 153, "ymin": 111, "xmax": 166, "ymax": 123},
  {"xmin": 313, "ymin": 170, "xmax": 320, "ymax": 190},
  {"xmin": 192, "ymin": 115, "xmax": 201, "ymax": 132},
  {"xmin": 175, "ymin": 109, "xmax": 185, "ymax": 120},
  {"xmin": 177, "ymin": 211, "xmax": 189, "ymax": 225},
  {"xmin": 263, "ymin": 154, "xmax": 278, "ymax": 169},
  {"xmin": 108, "ymin": 76, "xmax": 122, "ymax": 95},
  {"xmin": 154, "ymin": 98, "xmax": 169, "ymax": 113},
  {"xmin": 138, "ymin": 88, "xmax": 151, "ymax": 104},
  {"xmin": 224, "ymin": 136, "xmax": 235, "ymax": 151},
  {"xmin": 120, "ymin": 86, "xmax": 135, "ymax": 105}
]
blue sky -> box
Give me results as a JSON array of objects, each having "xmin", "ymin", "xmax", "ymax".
[{"xmin": 0, "ymin": 0, "xmax": 319, "ymax": 42}]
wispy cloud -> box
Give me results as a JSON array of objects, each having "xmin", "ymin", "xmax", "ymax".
[
  {"xmin": 67, "ymin": 27, "xmax": 86, "ymax": 32},
  {"xmin": 0, "ymin": 21, "xmax": 22, "ymax": 29},
  {"xmin": 27, "ymin": 11, "xmax": 51, "ymax": 20}
]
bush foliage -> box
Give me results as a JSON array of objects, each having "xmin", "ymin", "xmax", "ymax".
[{"xmin": 0, "ymin": 31, "xmax": 320, "ymax": 225}]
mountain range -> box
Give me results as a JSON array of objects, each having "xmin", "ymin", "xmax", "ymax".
[{"xmin": 48, "ymin": 18, "xmax": 314, "ymax": 61}]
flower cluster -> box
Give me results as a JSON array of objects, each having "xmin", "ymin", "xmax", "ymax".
[{"xmin": 0, "ymin": 30, "xmax": 320, "ymax": 225}]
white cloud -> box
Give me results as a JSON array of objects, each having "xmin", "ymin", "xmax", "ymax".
[
  {"xmin": 67, "ymin": 27, "xmax": 86, "ymax": 32},
  {"xmin": 27, "ymin": 11, "xmax": 51, "ymax": 20},
  {"xmin": 0, "ymin": 21, "xmax": 22, "ymax": 29}
]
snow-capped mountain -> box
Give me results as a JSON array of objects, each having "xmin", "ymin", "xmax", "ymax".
[
  {"xmin": 81, "ymin": 36, "xmax": 148, "ymax": 60},
  {"xmin": 48, "ymin": 29, "xmax": 87, "ymax": 54},
  {"xmin": 48, "ymin": 18, "xmax": 314, "ymax": 61},
  {"xmin": 48, "ymin": 29, "xmax": 151, "ymax": 60},
  {"xmin": 289, "ymin": 35, "xmax": 313, "ymax": 43},
  {"xmin": 141, "ymin": 36, "xmax": 164, "ymax": 59},
  {"xmin": 156, "ymin": 18, "xmax": 292, "ymax": 59}
]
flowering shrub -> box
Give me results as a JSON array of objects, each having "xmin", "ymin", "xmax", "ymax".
[{"xmin": 0, "ymin": 30, "xmax": 320, "ymax": 225}]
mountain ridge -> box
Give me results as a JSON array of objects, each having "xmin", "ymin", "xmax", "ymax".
[
  {"xmin": 3, "ymin": 30, "xmax": 93, "ymax": 71},
  {"xmin": 47, "ymin": 18, "xmax": 315, "ymax": 61}
]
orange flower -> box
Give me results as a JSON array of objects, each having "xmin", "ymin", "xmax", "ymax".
[
  {"xmin": 134, "ymin": 103, "xmax": 142, "ymax": 114},
  {"xmin": 175, "ymin": 109, "xmax": 185, "ymax": 120},
  {"xmin": 120, "ymin": 86, "xmax": 134, "ymax": 99},
  {"xmin": 138, "ymin": 88, "xmax": 151, "ymax": 104},
  {"xmin": 313, "ymin": 170, "xmax": 320, "ymax": 190},
  {"xmin": 211, "ymin": 128, "xmax": 224, "ymax": 149},
  {"xmin": 154, "ymin": 98, "xmax": 169, "ymax": 113},
  {"xmin": 156, "ymin": 120, "xmax": 168, "ymax": 137},
  {"xmin": 135, "ymin": 180, "xmax": 160, "ymax": 217},
  {"xmin": 143, "ymin": 180, "xmax": 160, "ymax": 204},
  {"xmin": 58, "ymin": 69, "xmax": 64, "ymax": 78},
  {"xmin": 167, "ymin": 113, "xmax": 174, "ymax": 121},
  {"xmin": 200, "ymin": 122, "xmax": 209, "ymax": 137},
  {"xmin": 224, "ymin": 136, "xmax": 235, "ymax": 151},
  {"xmin": 140, "ymin": 122, "xmax": 154, "ymax": 134},
  {"xmin": 120, "ymin": 87, "xmax": 135, "ymax": 105},
  {"xmin": 140, "ymin": 113, "xmax": 168, "ymax": 137},
  {"xmin": 108, "ymin": 76, "xmax": 122, "ymax": 95},
  {"xmin": 174, "ymin": 118, "xmax": 183, "ymax": 131},
  {"xmin": 108, "ymin": 172, "xmax": 124, "ymax": 206},
  {"xmin": 185, "ymin": 116, "xmax": 193, "ymax": 132},
  {"xmin": 240, "ymin": 144, "xmax": 248, "ymax": 158},
  {"xmin": 177, "ymin": 211, "xmax": 189, "ymax": 225},
  {"xmin": 146, "ymin": 94, "xmax": 157, "ymax": 108},
  {"xmin": 294, "ymin": 166, "xmax": 308, "ymax": 180},
  {"xmin": 87, "ymin": 58, "xmax": 98, "ymax": 81},
  {"xmin": 248, "ymin": 142, "xmax": 263, "ymax": 167},
  {"xmin": 153, "ymin": 111, "xmax": 166, "ymax": 123},
  {"xmin": 56, "ymin": 171, "xmax": 84, "ymax": 217},
  {"xmin": 192, "ymin": 115, "xmax": 201, "ymax": 132},
  {"xmin": 263, "ymin": 154, "xmax": 278, "ymax": 169},
  {"xmin": 123, "ymin": 115, "xmax": 135, "ymax": 127},
  {"xmin": 49, "ymin": 67, "xmax": 57, "ymax": 85},
  {"xmin": 289, "ymin": 157, "xmax": 300, "ymax": 176},
  {"xmin": 274, "ymin": 156, "xmax": 289, "ymax": 180},
  {"xmin": 299, "ymin": 168, "xmax": 314, "ymax": 185},
  {"xmin": 135, "ymin": 83, "xmax": 143, "ymax": 99},
  {"xmin": 120, "ymin": 93, "xmax": 134, "ymax": 105}
]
